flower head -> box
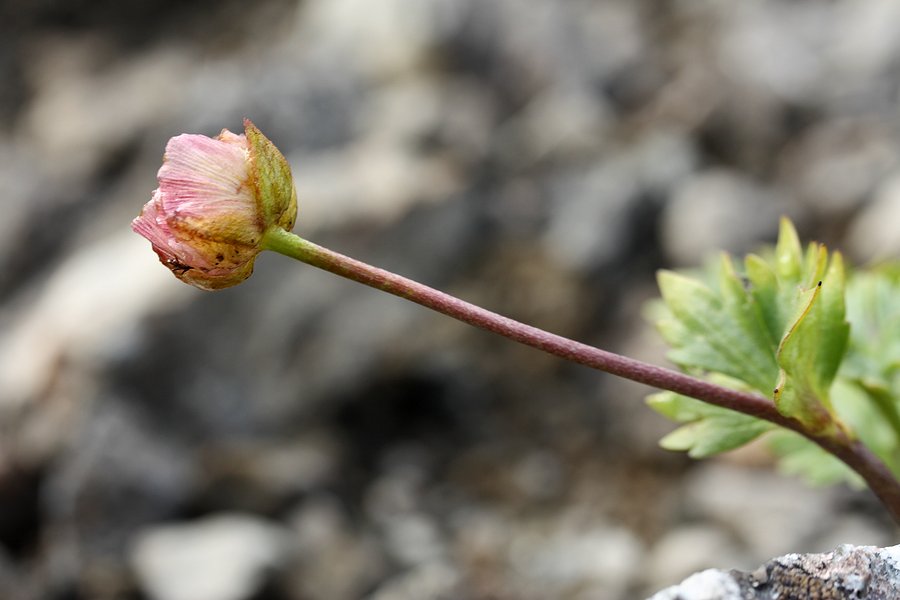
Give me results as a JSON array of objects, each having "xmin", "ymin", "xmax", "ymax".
[{"xmin": 132, "ymin": 119, "xmax": 297, "ymax": 290}]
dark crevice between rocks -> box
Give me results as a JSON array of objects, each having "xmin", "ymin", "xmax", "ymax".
[{"xmin": 0, "ymin": 465, "xmax": 43, "ymax": 558}]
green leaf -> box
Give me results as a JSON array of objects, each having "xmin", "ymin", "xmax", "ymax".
[
  {"xmin": 774, "ymin": 251, "xmax": 849, "ymax": 430},
  {"xmin": 768, "ymin": 430, "xmax": 862, "ymax": 487},
  {"xmin": 774, "ymin": 216, "xmax": 803, "ymax": 282},
  {"xmin": 656, "ymin": 254, "xmax": 778, "ymax": 395},
  {"xmin": 744, "ymin": 253, "xmax": 781, "ymax": 347},
  {"xmin": 655, "ymin": 218, "xmax": 849, "ymax": 431},
  {"xmin": 841, "ymin": 264, "xmax": 900, "ymax": 390},
  {"xmin": 648, "ymin": 217, "xmax": 859, "ymax": 481},
  {"xmin": 835, "ymin": 265, "xmax": 900, "ymax": 476},
  {"xmin": 648, "ymin": 391, "xmax": 774, "ymax": 458},
  {"xmin": 831, "ymin": 378, "xmax": 900, "ymax": 477}
]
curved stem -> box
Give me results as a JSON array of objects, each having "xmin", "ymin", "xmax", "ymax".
[{"xmin": 262, "ymin": 227, "xmax": 900, "ymax": 523}]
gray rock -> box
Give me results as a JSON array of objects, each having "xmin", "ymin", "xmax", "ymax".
[
  {"xmin": 649, "ymin": 544, "xmax": 900, "ymax": 600},
  {"xmin": 367, "ymin": 561, "xmax": 461, "ymax": 600},
  {"xmin": 0, "ymin": 230, "xmax": 192, "ymax": 411},
  {"xmin": 196, "ymin": 435, "xmax": 341, "ymax": 513},
  {"xmin": 645, "ymin": 525, "xmax": 752, "ymax": 592},
  {"xmin": 297, "ymin": 0, "xmax": 466, "ymax": 78},
  {"xmin": 507, "ymin": 518, "xmax": 645, "ymax": 596},
  {"xmin": 495, "ymin": 84, "xmax": 611, "ymax": 166},
  {"xmin": 543, "ymin": 161, "xmax": 639, "ymax": 271},
  {"xmin": 660, "ymin": 170, "xmax": 787, "ymax": 266},
  {"xmin": 845, "ymin": 173, "xmax": 900, "ymax": 262},
  {"xmin": 783, "ymin": 120, "xmax": 899, "ymax": 217},
  {"xmin": 284, "ymin": 496, "xmax": 387, "ymax": 600},
  {"xmin": 682, "ymin": 464, "xmax": 837, "ymax": 561},
  {"xmin": 811, "ymin": 514, "xmax": 898, "ymax": 554},
  {"xmin": 543, "ymin": 131, "xmax": 698, "ymax": 272},
  {"xmin": 41, "ymin": 399, "xmax": 196, "ymax": 565},
  {"xmin": 23, "ymin": 43, "xmax": 191, "ymax": 180},
  {"xmin": 714, "ymin": 3, "xmax": 831, "ymax": 104}
]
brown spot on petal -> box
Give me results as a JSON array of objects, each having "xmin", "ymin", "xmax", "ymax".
[{"xmin": 166, "ymin": 258, "xmax": 193, "ymax": 275}]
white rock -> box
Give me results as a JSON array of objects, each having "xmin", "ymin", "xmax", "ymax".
[
  {"xmin": 647, "ymin": 569, "xmax": 741, "ymax": 600},
  {"xmin": 130, "ymin": 514, "xmax": 288, "ymax": 600},
  {"xmin": 0, "ymin": 231, "xmax": 192, "ymax": 412},
  {"xmin": 883, "ymin": 544, "xmax": 900, "ymax": 569},
  {"xmin": 509, "ymin": 522, "xmax": 644, "ymax": 590}
]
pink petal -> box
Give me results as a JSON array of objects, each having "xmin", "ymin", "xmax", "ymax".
[
  {"xmin": 132, "ymin": 190, "xmax": 215, "ymax": 271},
  {"xmin": 131, "ymin": 126, "xmax": 278, "ymax": 290},
  {"xmin": 157, "ymin": 133, "xmax": 257, "ymax": 230}
]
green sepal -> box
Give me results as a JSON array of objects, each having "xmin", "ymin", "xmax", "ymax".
[{"xmin": 244, "ymin": 119, "xmax": 298, "ymax": 232}]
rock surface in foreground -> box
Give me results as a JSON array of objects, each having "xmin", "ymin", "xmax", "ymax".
[{"xmin": 650, "ymin": 544, "xmax": 900, "ymax": 600}]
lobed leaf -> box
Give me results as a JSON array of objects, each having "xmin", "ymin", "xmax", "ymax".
[
  {"xmin": 773, "ymin": 251, "xmax": 849, "ymax": 431},
  {"xmin": 656, "ymin": 255, "xmax": 778, "ymax": 396},
  {"xmin": 649, "ymin": 217, "xmax": 858, "ymax": 473},
  {"xmin": 836, "ymin": 266, "xmax": 900, "ymax": 476},
  {"xmin": 649, "ymin": 391, "xmax": 773, "ymax": 458}
]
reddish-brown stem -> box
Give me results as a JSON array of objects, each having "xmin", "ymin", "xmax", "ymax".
[{"xmin": 263, "ymin": 227, "xmax": 900, "ymax": 523}]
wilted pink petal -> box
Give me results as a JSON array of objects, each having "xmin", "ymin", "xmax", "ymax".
[
  {"xmin": 158, "ymin": 133, "xmax": 256, "ymax": 234},
  {"xmin": 132, "ymin": 121, "xmax": 296, "ymax": 290}
]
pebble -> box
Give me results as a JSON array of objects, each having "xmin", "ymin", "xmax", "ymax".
[
  {"xmin": 130, "ymin": 514, "xmax": 288, "ymax": 600},
  {"xmin": 647, "ymin": 569, "xmax": 742, "ymax": 600},
  {"xmin": 508, "ymin": 519, "xmax": 645, "ymax": 595},
  {"xmin": 284, "ymin": 496, "xmax": 386, "ymax": 600},
  {"xmin": 660, "ymin": 170, "xmax": 786, "ymax": 266},
  {"xmin": 682, "ymin": 464, "xmax": 836, "ymax": 561}
]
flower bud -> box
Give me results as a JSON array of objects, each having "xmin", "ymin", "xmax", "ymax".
[{"xmin": 132, "ymin": 119, "xmax": 297, "ymax": 290}]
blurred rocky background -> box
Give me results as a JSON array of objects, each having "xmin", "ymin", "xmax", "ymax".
[{"xmin": 2, "ymin": 1, "xmax": 900, "ymax": 599}]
